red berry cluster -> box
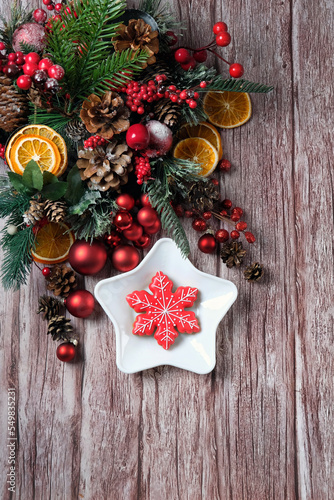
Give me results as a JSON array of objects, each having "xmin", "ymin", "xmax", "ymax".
[
  {"xmin": 134, "ymin": 153, "xmax": 152, "ymax": 185},
  {"xmin": 84, "ymin": 135, "xmax": 108, "ymax": 149},
  {"xmin": 121, "ymin": 74, "xmax": 201, "ymax": 114},
  {"xmin": 174, "ymin": 21, "xmax": 244, "ymax": 78},
  {"xmin": 42, "ymin": 0, "xmax": 62, "ymax": 12},
  {"xmin": 215, "ymin": 199, "xmax": 255, "ymax": 243},
  {"xmin": 0, "ymin": 143, "xmax": 5, "ymax": 160}
]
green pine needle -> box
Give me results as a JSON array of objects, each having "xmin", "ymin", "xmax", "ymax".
[{"xmin": 1, "ymin": 225, "xmax": 35, "ymax": 290}]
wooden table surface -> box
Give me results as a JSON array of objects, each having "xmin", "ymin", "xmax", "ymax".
[{"xmin": 1, "ymin": 0, "xmax": 333, "ymax": 499}]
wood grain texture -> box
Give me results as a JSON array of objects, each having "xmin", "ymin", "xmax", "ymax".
[{"xmin": 0, "ymin": 0, "xmax": 333, "ymax": 499}]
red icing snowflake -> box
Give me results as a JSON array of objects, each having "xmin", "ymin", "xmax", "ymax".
[{"xmin": 126, "ymin": 271, "xmax": 200, "ymax": 350}]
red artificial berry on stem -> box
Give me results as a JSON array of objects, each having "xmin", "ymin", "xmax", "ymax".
[
  {"xmin": 48, "ymin": 64, "xmax": 65, "ymax": 81},
  {"xmin": 8, "ymin": 53, "xmax": 16, "ymax": 62},
  {"xmin": 219, "ymin": 159, "xmax": 231, "ymax": 172},
  {"xmin": 203, "ymin": 211, "xmax": 212, "ymax": 220},
  {"xmin": 23, "ymin": 62, "xmax": 38, "ymax": 76},
  {"xmin": 42, "ymin": 267, "xmax": 51, "ymax": 278},
  {"xmin": 47, "ymin": 4, "xmax": 55, "ymax": 11},
  {"xmin": 215, "ymin": 229, "xmax": 229, "ymax": 243},
  {"xmin": 181, "ymin": 57, "xmax": 196, "ymax": 71},
  {"xmin": 55, "ymin": 3, "xmax": 62, "ymax": 11},
  {"xmin": 6, "ymin": 64, "xmax": 20, "ymax": 79},
  {"xmin": 184, "ymin": 210, "xmax": 194, "ymax": 218},
  {"xmin": 25, "ymin": 52, "xmax": 40, "ymax": 65},
  {"xmin": 116, "ymin": 193, "xmax": 135, "ymax": 211},
  {"xmin": 245, "ymin": 231, "xmax": 256, "ymax": 243},
  {"xmin": 0, "ymin": 42, "xmax": 5, "ymax": 50},
  {"xmin": 126, "ymin": 124, "xmax": 150, "ymax": 150},
  {"xmin": 211, "ymin": 178, "xmax": 219, "ymax": 186},
  {"xmin": 188, "ymin": 99, "xmax": 197, "ymax": 109},
  {"xmin": 39, "ymin": 58, "xmax": 53, "ymax": 71},
  {"xmin": 16, "ymin": 75, "xmax": 32, "ymax": 90},
  {"xmin": 231, "ymin": 212, "xmax": 240, "ymax": 222},
  {"xmin": 166, "ymin": 31, "xmax": 178, "ymax": 46},
  {"xmin": 216, "ymin": 32, "xmax": 231, "ymax": 47},
  {"xmin": 222, "ymin": 199, "xmax": 232, "ymax": 209},
  {"xmin": 193, "ymin": 49, "xmax": 207, "ymax": 63},
  {"xmin": 231, "ymin": 230, "xmax": 240, "ymax": 240},
  {"xmin": 213, "ymin": 22, "xmax": 228, "ymax": 34},
  {"xmin": 174, "ymin": 48, "xmax": 190, "ymax": 64},
  {"xmin": 199, "ymin": 81, "xmax": 207, "ymax": 88},
  {"xmin": 233, "ymin": 207, "xmax": 243, "ymax": 216},
  {"xmin": 33, "ymin": 8, "xmax": 47, "ymax": 24},
  {"xmin": 173, "ymin": 204, "xmax": 184, "ymax": 217},
  {"xmin": 198, "ymin": 234, "xmax": 216, "ymax": 254},
  {"xmin": 229, "ymin": 63, "xmax": 244, "ymax": 78},
  {"xmin": 236, "ymin": 221, "xmax": 247, "ymax": 231},
  {"xmin": 192, "ymin": 218, "xmax": 207, "ymax": 232}
]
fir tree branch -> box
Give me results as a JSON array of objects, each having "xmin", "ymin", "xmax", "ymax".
[{"xmin": 0, "ymin": 225, "xmax": 35, "ymax": 290}]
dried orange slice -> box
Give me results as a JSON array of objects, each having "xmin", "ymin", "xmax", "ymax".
[
  {"xmin": 32, "ymin": 222, "xmax": 74, "ymax": 264},
  {"xmin": 203, "ymin": 91, "xmax": 252, "ymax": 129},
  {"xmin": 6, "ymin": 124, "xmax": 67, "ymax": 176},
  {"xmin": 8, "ymin": 134, "xmax": 61, "ymax": 175},
  {"xmin": 173, "ymin": 137, "xmax": 219, "ymax": 177},
  {"xmin": 178, "ymin": 122, "xmax": 223, "ymax": 159}
]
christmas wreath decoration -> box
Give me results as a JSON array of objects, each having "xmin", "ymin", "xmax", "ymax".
[{"xmin": 0, "ymin": 0, "xmax": 272, "ymax": 362}]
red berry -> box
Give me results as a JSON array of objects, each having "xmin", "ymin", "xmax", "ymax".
[
  {"xmin": 211, "ymin": 178, "xmax": 219, "ymax": 186},
  {"xmin": 220, "ymin": 209, "xmax": 227, "ymax": 217},
  {"xmin": 199, "ymin": 81, "xmax": 207, "ymax": 88},
  {"xmin": 25, "ymin": 52, "xmax": 40, "ymax": 65},
  {"xmin": 184, "ymin": 210, "xmax": 194, "ymax": 218},
  {"xmin": 231, "ymin": 230, "xmax": 240, "ymax": 240},
  {"xmin": 174, "ymin": 48, "xmax": 190, "ymax": 64},
  {"xmin": 0, "ymin": 42, "xmax": 5, "ymax": 50},
  {"xmin": 180, "ymin": 57, "xmax": 196, "ymax": 71},
  {"xmin": 245, "ymin": 231, "xmax": 256, "ymax": 243},
  {"xmin": 222, "ymin": 199, "xmax": 232, "ymax": 209},
  {"xmin": 47, "ymin": 5, "xmax": 55, "ymax": 10},
  {"xmin": 236, "ymin": 221, "xmax": 247, "ymax": 231},
  {"xmin": 23, "ymin": 62, "xmax": 38, "ymax": 76},
  {"xmin": 166, "ymin": 31, "xmax": 178, "ymax": 46},
  {"xmin": 203, "ymin": 211, "xmax": 212, "ymax": 220},
  {"xmin": 48, "ymin": 64, "xmax": 65, "ymax": 81},
  {"xmin": 213, "ymin": 22, "xmax": 228, "ymax": 34},
  {"xmin": 179, "ymin": 90, "xmax": 188, "ymax": 100},
  {"xmin": 55, "ymin": 3, "xmax": 62, "ymax": 11},
  {"xmin": 15, "ymin": 51, "xmax": 23, "ymax": 59},
  {"xmin": 188, "ymin": 99, "xmax": 197, "ymax": 109},
  {"xmin": 219, "ymin": 159, "xmax": 231, "ymax": 171},
  {"xmin": 215, "ymin": 229, "xmax": 229, "ymax": 243},
  {"xmin": 33, "ymin": 8, "xmax": 47, "ymax": 24},
  {"xmin": 216, "ymin": 32, "xmax": 231, "ymax": 47},
  {"xmin": 233, "ymin": 207, "xmax": 243, "ymax": 216},
  {"xmin": 231, "ymin": 213, "xmax": 240, "ymax": 222},
  {"xmin": 8, "ymin": 53, "xmax": 16, "ymax": 62},
  {"xmin": 16, "ymin": 75, "xmax": 32, "ymax": 90},
  {"xmin": 126, "ymin": 124, "xmax": 150, "ymax": 150},
  {"xmin": 229, "ymin": 63, "xmax": 244, "ymax": 78},
  {"xmin": 193, "ymin": 49, "xmax": 207, "ymax": 63},
  {"xmin": 38, "ymin": 58, "xmax": 53, "ymax": 71},
  {"xmin": 192, "ymin": 218, "xmax": 207, "ymax": 232},
  {"xmin": 43, "ymin": 0, "xmax": 52, "ymax": 4},
  {"xmin": 42, "ymin": 267, "xmax": 51, "ymax": 277}
]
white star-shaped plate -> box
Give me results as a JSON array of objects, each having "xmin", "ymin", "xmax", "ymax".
[{"xmin": 94, "ymin": 238, "xmax": 237, "ymax": 374}]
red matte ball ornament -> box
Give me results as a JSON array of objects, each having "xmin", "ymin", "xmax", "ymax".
[
  {"xmin": 134, "ymin": 233, "xmax": 151, "ymax": 249},
  {"xmin": 114, "ymin": 210, "xmax": 133, "ymax": 230},
  {"xmin": 68, "ymin": 239, "xmax": 107, "ymax": 275},
  {"xmin": 198, "ymin": 234, "xmax": 217, "ymax": 253},
  {"xmin": 137, "ymin": 207, "xmax": 158, "ymax": 228},
  {"xmin": 144, "ymin": 218, "xmax": 161, "ymax": 234},
  {"xmin": 112, "ymin": 245, "xmax": 140, "ymax": 272},
  {"xmin": 116, "ymin": 193, "xmax": 135, "ymax": 211},
  {"xmin": 123, "ymin": 222, "xmax": 143, "ymax": 241},
  {"xmin": 126, "ymin": 124, "xmax": 150, "ymax": 150},
  {"xmin": 65, "ymin": 289, "xmax": 95, "ymax": 318},
  {"xmin": 140, "ymin": 194, "xmax": 151, "ymax": 207},
  {"xmin": 56, "ymin": 342, "xmax": 76, "ymax": 362}
]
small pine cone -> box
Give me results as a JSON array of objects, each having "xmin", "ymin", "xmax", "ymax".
[
  {"xmin": 154, "ymin": 98, "xmax": 181, "ymax": 128},
  {"xmin": 37, "ymin": 295, "xmax": 62, "ymax": 321},
  {"xmin": 47, "ymin": 315, "xmax": 74, "ymax": 342},
  {"xmin": 244, "ymin": 262, "xmax": 264, "ymax": 282},
  {"xmin": 112, "ymin": 19, "xmax": 159, "ymax": 68},
  {"xmin": 44, "ymin": 199, "xmax": 67, "ymax": 223},
  {"xmin": 221, "ymin": 241, "xmax": 246, "ymax": 268},
  {"xmin": 47, "ymin": 264, "xmax": 77, "ymax": 297},
  {"xmin": 0, "ymin": 74, "xmax": 30, "ymax": 132},
  {"xmin": 23, "ymin": 198, "xmax": 45, "ymax": 225},
  {"xmin": 187, "ymin": 180, "xmax": 220, "ymax": 213},
  {"xmin": 65, "ymin": 118, "xmax": 88, "ymax": 142}
]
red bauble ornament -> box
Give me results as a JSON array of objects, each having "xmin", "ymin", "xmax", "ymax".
[
  {"xmin": 69, "ymin": 239, "xmax": 107, "ymax": 275},
  {"xmin": 114, "ymin": 210, "xmax": 133, "ymax": 230},
  {"xmin": 33, "ymin": 8, "xmax": 47, "ymax": 24},
  {"xmin": 48, "ymin": 64, "xmax": 65, "ymax": 81},
  {"xmin": 144, "ymin": 218, "xmax": 161, "ymax": 234},
  {"xmin": 229, "ymin": 63, "xmax": 244, "ymax": 78},
  {"xmin": 134, "ymin": 233, "xmax": 151, "ymax": 249},
  {"xmin": 123, "ymin": 222, "xmax": 143, "ymax": 241},
  {"xmin": 16, "ymin": 75, "xmax": 32, "ymax": 90},
  {"xmin": 145, "ymin": 120, "xmax": 173, "ymax": 157},
  {"xmin": 137, "ymin": 207, "xmax": 158, "ymax": 228},
  {"xmin": 38, "ymin": 58, "xmax": 53, "ymax": 71},
  {"xmin": 65, "ymin": 289, "xmax": 95, "ymax": 318},
  {"xmin": 140, "ymin": 193, "xmax": 151, "ymax": 207},
  {"xmin": 192, "ymin": 218, "xmax": 207, "ymax": 231},
  {"xmin": 198, "ymin": 234, "xmax": 217, "ymax": 253},
  {"xmin": 116, "ymin": 193, "xmax": 135, "ymax": 211},
  {"xmin": 56, "ymin": 342, "xmax": 76, "ymax": 362},
  {"xmin": 166, "ymin": 31, "xmax": 178, "ymax": 46},
  {"xmin": 126, "ymin": 124, "xmax": 150, "ymax": 150},
  {"xmin": 112, "ymin": 245, "xmax": 140, "ymax": 272},
  {"xmin": 104, "ymin": 231, "xmax": 121, "ymax": 248},
  {"xmin": 12, "ymin": 24, "xmax": 46, "ymax": 53}
]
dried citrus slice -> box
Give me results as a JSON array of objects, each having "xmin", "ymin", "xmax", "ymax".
[
  {"xmin": 32, "ymin": 222, "xmax": 74, "ymax": 264},
  {"xmin": 6, "ymin": 124, "xmax": 67, "ymax": 176},
  {"xmin": 8, "ymin": 134, "xmax": 61, "ymax": 175},
  {"xmin": 178, "ymin": 121, "xmax": 223, "ymax": 159},
  {"xmin": 203, "ymin": 91, "xmax": 252, "ymax": 129},
  {"xmin": 173, "ymin": 137, "xmax": 219, "ymax": 177}
]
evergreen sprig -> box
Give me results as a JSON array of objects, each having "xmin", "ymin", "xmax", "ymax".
[
  {"xmin": 139, "ymin": 0, "xmax": 183, "ymax": 52},
  {"xmin": 0, "ymin": 225, "xmax": 35, "ymax": 290},
  {"xmin": 0, "ymin": 176, "xmax": 31, "ymax": 221}
]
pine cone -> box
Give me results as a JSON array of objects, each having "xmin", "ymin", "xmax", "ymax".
[
  {"xmin": 112, "ymin": 19, "xmax": 159, "ymax": 68},
  {"xmin": 244, "ymin": 262, "xmax": 264, "ymax": 282},
  {"xmin": 221, "ymin": 241, "xmax": 246, "ymax": 268},
  {"xmin": 154, "ymin": 98, "xmax": 181, "ymax": 128},
  {"xmin": 187, "ymin": 180, "xmax": 220, "ymax": 212},
  {"xmin": 47, "ymin": 264, "xmax": 77, "ymax": 297},
  {"xmin": 65, "ymin": 118, "xmax": 88, "ymax": 142},
  {"xmin": 47, "ymin": 315, "xmax": 73, "ymax": 342},
  {"xmin": 37, "ymin": 295, "xmax": 62, "ymax": 321},
  {"xmin": 0, "ymin": 74, "xmax": 29, "ymax": 132},
  {"xmin": 80, "ymin": 92, "xmax": 130, "ymax": 140},
  {"xmin": 23, "ymin": 198, "xmax": 45, "ymax": 225},
  {"xmin": 44, "ymin": 199, "xmax": 67, "ymax": 223},
  {"xmin": 77, "ymin": 139, "xmax": 133, "ymax": 192}
]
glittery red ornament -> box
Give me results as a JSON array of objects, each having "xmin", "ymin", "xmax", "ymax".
[
  {"xmin": 114, "ymin": 210, "xmax": 133, "ymax": 230},
  {"xmin": 56, "ymin": 342, "xmax": 76, "ymax": 362},
  {"xmin": 198, "ymin": 234, "xmax": 216, "ymax": 253},
  {"xmin": 144, "ymin": 218, "xmax": 161, "ymax": 234},
  {"xmin": 134, "ymin": 233, "xmax": 151, "ymax": 249},
  {"xmin": 123, "ymin": 222, "xmax": 143, "ymax": 241},
  {"xmin": 192, "ymin": 218, "xmax": 207, "ymax": 231},
  {"xmin": 116, "ymin": 193, "xmax": 135, "ymax": 211},
  {"xmin": 104, "ymin": 231, "xmax": 121, "ymax": 248},
  {"xmin": 69, "ymin": 239, "xmax": 107, "ymax": 275},
  {"xmin": 65, "ymin": 289, "xmax": 95, "ymax": 318},
  {"xmin": 215, "ymin": 229, "xmax": 229, "ymax": 243},
  {"xmin": 112, "ymin": 245, "xmax": 140, "ymax": 272},
  {"xmin": 137, "ymin": 207, "xmax": 158, "ymax": 228}
]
